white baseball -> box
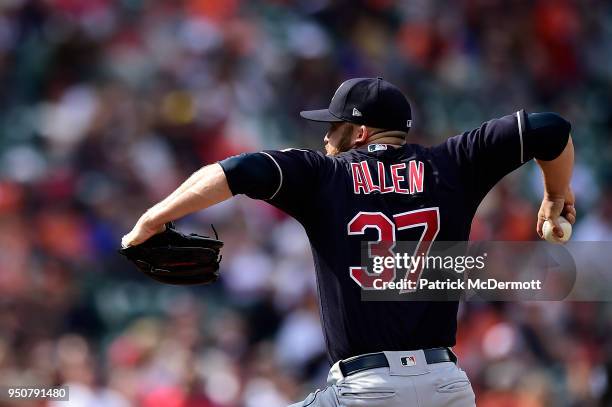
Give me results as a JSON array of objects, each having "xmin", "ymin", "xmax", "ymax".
[{"xmin": 542, "ymin": 216, "xmax": 572, "ymax": 244}]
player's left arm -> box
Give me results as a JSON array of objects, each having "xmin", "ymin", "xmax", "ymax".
[
  {"xmin": 218, "ymin": 149, "xmax": 330, "ymax": 219},
  {"xmin": 121, "ymin": 163, "xmax": 233, "ymax": 248},
  {"xmin": 122, "ymin": 148, "xmax": 325, "ymax": 247}
]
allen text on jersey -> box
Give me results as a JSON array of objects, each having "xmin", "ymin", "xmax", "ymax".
[{"xmin": 351, "ymin": 160, "xmax": 424, "ymax": 195}]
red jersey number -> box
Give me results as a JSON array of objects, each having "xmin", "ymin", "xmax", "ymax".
[{"xmin": 347, "ymin": 208, "xmax": 440, "ymax": 290}]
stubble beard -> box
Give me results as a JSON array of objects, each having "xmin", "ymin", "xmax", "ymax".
[{"xmin": 325, "ymin": 125, "xmax": 354, "ymax": 156}]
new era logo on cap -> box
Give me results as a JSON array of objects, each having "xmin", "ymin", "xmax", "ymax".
[{"xmin": 352, "ymin": 108, "xmax": 362, "ymax": 117}]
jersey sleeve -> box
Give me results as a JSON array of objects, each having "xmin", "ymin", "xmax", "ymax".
[
  {"xmin": 437, "ymin": 110, "xmax": 570, "ymax": 205},
  {"xmin": 219, "ymin": 148, "xmax": 330, "ymax": 220}
]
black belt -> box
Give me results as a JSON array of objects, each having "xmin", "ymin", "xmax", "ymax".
[{"xmin": 339, "ymin": 348, "xmax": 457, "ymax": 377}]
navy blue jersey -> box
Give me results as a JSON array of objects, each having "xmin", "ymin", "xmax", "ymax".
[{"xmin": 219, "ymin": 110, "xmax": 571, "ymax": 364}]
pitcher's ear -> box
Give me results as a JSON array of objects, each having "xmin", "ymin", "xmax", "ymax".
[{"xmin": 355, "ymin": 125, "xmax": 369, "ymax": 143}]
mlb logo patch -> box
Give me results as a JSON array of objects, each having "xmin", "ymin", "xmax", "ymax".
[
  {"xmin": 401, "ymin": 356, "xmax": 416, "ymax": 367},
  {"xmin": 368, "ymin": 144, "xmax": 387, "ymax": 152}
]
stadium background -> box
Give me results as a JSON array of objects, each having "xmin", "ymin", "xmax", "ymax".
[{"xmin": 1, "ymin": 0, "xmax": 611, "ymax": 406}]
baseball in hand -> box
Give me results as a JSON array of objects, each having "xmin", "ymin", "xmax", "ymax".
[{"xmin": 542, "ymin": 216, "xmax": 572, "ymax": 244}]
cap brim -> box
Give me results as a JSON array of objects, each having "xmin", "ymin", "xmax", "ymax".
[{"xmin": 299, "ymin": 109, "xmax": 343, "ymax": 122}]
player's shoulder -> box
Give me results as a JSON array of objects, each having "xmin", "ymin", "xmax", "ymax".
[
  {"xmin": 262, "ymin": 147, "xmax": 326, "ymax": 161},
  {"xmin": 261, "ymin": 148, "xmax": 338, "ymax": 173}
]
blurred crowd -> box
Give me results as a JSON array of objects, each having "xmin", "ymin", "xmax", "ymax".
[{"xmin": 1, "ymin": 0, "xmax": 612, "ymax": 406}]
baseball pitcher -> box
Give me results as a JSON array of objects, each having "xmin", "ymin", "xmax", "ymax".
[{"xmin": 122, "ymin": 77, "xmax": 575, "ymax": 406}]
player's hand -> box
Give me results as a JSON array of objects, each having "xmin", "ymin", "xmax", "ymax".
[
  {"xmin": 536, "ymin": 187, "xmax": 576, "ymax": 239},
  {"xmin": 121, "ymin": 214, "xmax": 166, "ymax": 248},
  {"xmin": 561, "ymin": 187, "xmax": 576, "ymax": 224}
]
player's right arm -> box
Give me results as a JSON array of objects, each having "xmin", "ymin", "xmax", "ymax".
[
  {"xmin": 535, "ymin": 134, "xmax": 575, "ymax": 238},
  {"xmin": 439, "ymin": 110, "xmax": 574, "ymax": 237}
]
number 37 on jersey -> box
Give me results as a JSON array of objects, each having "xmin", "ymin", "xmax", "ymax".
[{"xmin": 347, "ymin": 208, "xmax": 440, "ymax": 290}]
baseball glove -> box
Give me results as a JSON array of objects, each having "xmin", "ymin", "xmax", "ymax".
[{"xmin": 119, "ymin": 222, "xmax": 223, "ymax": 285}]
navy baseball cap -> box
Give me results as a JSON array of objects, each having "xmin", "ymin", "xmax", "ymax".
[{"xmin": 300, "ymin": 77, "xmax": 412, "ymax": 132}]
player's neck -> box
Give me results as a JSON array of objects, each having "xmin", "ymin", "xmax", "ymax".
[
  {"xmin": 364, "ymin": 132, "xmax": 407, "ymax": 148},
  {"xmin": 366, "ymin": 131, "xmax": 407, "ymax": 145}
]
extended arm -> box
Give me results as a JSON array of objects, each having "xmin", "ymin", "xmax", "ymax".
[
  {"xmin": 122, "ymin": 152, "xmax": 282, "ymax": 248},
  {"xmin": 121, "ymin": 163, "xmax": 232, "ymax": 248}
]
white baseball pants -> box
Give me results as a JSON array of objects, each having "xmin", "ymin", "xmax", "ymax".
[{"xmin": 288, "ymin": 350, "xmax": 475, "ymax": 407}]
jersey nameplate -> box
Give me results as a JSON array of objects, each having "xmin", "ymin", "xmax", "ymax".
[{"xmin": 350, "ymin": 160, "xmax": 424, "ymax": 195}]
